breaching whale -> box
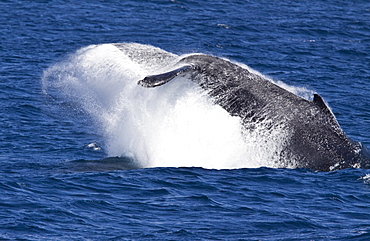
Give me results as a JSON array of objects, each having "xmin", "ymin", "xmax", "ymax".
[{"xmin": 138, "ymin": 53, "xmax": 370, "ymax": 171}]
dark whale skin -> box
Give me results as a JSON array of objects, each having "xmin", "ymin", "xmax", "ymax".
[{"xmin": 139, "ymin": 54, "xmax": 370, "ymax": 171}]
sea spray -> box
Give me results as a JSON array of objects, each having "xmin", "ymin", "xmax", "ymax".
[{"xmin": 42, "ymin": 43, "xmax": 314, "ymax": 169}]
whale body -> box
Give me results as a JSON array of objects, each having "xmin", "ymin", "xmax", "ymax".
[{"xmin": 137, "ymin": 52, "xmax": 370, "ymax": 171}]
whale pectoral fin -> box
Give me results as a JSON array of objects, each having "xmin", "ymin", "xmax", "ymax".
[{"xmin": 138, "ymin": 65, "xmax": 193, "ymax": 88}]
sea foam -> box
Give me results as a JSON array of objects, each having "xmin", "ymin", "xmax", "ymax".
[{"xmin": 42, "ymin": 43, "xmax": 313, "ymax": 169}]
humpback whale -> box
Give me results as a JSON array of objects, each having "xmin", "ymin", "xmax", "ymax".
[{"xmin": 138, "ymin": 53, "xmax": 370, "ymax": 171}]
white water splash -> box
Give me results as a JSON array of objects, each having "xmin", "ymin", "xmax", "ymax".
[
  {"xmin": 42, "ymin": 43, "xmax": 313, "ymax": 169},
  {"xmin": 359, "ymin": 174, "xmax": 370, "ymax": 184}
]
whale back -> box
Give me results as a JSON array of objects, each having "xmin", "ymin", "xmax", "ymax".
[{"xmin": 138, "ymin": 54, "xmax": 370, "ymax": 171}]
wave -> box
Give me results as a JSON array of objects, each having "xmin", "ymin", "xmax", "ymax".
[{"xmin": 42, "ymin": 43, "xmax": 314, "ymax": 169}]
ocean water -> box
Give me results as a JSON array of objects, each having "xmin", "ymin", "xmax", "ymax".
[{"xmin": 1, "ymin": 0, "xmax": 370, "ymax": 240}]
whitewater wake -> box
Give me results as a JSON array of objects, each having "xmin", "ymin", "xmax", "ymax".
[{"xmin": 42, "ymin": 43, "xmax": 314, "ymax": 169}]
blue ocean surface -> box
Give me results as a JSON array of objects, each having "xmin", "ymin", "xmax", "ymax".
[{"xmin": 1, "ymin": 0, "xmax": 370, "ymax": 240}]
